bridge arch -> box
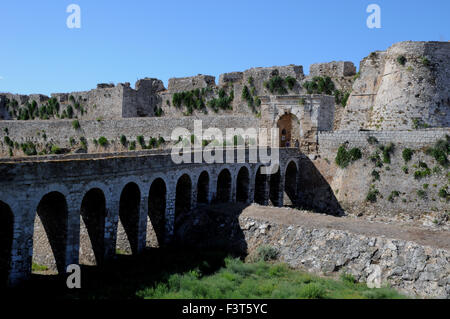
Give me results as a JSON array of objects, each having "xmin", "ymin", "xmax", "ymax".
[
  {"xmin": 216, "ymin": 168, "xmax": 232, "ymax": 203},
  {"xmin": 79, "ymin": 188, "xmax": 106, "ymax": 265},
  {"xmin": 148, "ymin": 178, "xmax": 167, "ymax": 246},
  {"xmin": 175, "ymin": 174, "xmax": 192, "ymax": 231},
  {"xmin": 0, "ymin": 201, "xmax": 13, "ymax": 287},
  {"xmin": 197, "ymin": 171, "xmax": 210, "ymax": 204},
  {"xmin": 269, "ymin": 165, "xmax": 281, "ymax": 206},
  {"xmin": 33, "ymin": 191, "xmax": 68, "ymax": 274},
  {"xmin": 116, "ymin": 182, "xmax": 141, "ymax": 255},
  {"xmin": 284, "ymin": 160, "xmax": 299, "ymax": 207},
  {"xmin": 254, "ymin": 165, "xmax": 269, "ymax": 205},
  {"xmin": 236, "ymin": 166, "xmax": 250, "ymax": 203}
]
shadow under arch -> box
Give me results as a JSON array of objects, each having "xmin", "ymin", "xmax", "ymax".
[
  {"xmin": 236, "ymin": 166, "xmax": 250, "ymax": 203},
  {"xmin": 175, "ymin": 174, "xmax": 192, "ymax": 232},
  {"xmin": 33, "ymin": 192, "xmax": 68, "ymax": 274},
  {"xmin": 254, "ymin": 166, "xmax": 269, "ymax": 205},
  {"xmin": 216, "ymin": 169, "xmax": 232, "ymax": 203},
  {"xmin": 284, "ymin": 161, "xmax": 298, "ymax": 207},
  {"xmin": 117, "ymin": 182, "xmax": 141, "ymax": 255},
  {"xmin": 269, "ymin": 166, "xmax": 281, "ymax": 206},
  {"xmin": 148, "ymin": 178, "xmax": 167, "ymax": 247},
  {"xmin": 80, "ymin": 188, "xmax": 106, "ymax": 266},
  {"xmin": 0, "ymin": 201, "xmax": 13, "ymax": 287},
  {"xmin": 197, "ymin": 171, "xmax": 210, "ymax": 204}
]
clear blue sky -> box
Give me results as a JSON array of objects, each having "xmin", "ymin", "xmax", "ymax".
[{"xmin": 0, "ymin": 0, "xmax": 448, "ymax": 95}]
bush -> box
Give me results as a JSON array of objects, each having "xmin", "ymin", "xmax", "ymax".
[
  {"xmin": 438, "ymin": 187, "xmax": 448, "ymax": 200},
  {"xmin": 4, "ymin": 136, "xmax": 13, "ymax": 148},
  {"xmin": 21, "ymin": 142, "xmax": 37, "ymax": 156},
  {"xmin": 303, "ymin": 76, "xmax": 335, "ymax": 95},
  {"xmin": 120, "ymin": 135, "xmax": 127, "ymax": 146},
  {"xmin": 285, "ymin": 76, "xmax": 296, "ymax": 90},
  {"xmin": 367, "ymin": 136, "xmax": 378, "ymax": 145},
  {"xmin": 335, "ymin": 145, "xmax": 362, "ymax": 168},
  {"xmin": 417, "ymin": 189, "xmax": 427, "ymax": 199},
  {"xmin": 137, "ymin": 135, "xmax": 145, "ymax": 147},
  {"xmin": 129, "ymin": 141, "xmax": 136, "ymax": 151},
  {"xmin": 421, "ymin": 57, "xmax": 431, "ymax": 66},
  {"xmin": 264, "ymin": 76, "xmax": 288, "ymax": 95},
  {"xmin": 257, "ymin": 245, "xmax": 279, "ymax": 261},
  {"xmin": 98, "ymin": 136, "xmax": 108, "ymax": 147},
  {"xmin": 379, "ymin": 143, "xmax": 394, "ymax": 164},
  {"xmin": 402, "ymin": 148, "xmax": 413, "ymax": 162},
  {"xmin": 72, "ymin": 120, "xmax": 80, "ymax": 130},
  {"xmin": 388, "ymin": 190, "xmax": 400, "ymax": 202},
  {"xmin": 397, "ymin": 55, "xmax": 407, "ymax": 66},
  {"xmin": 50, "ymin": 145, "xmax": 63, "ymax": 154},
  {"xmin": 414, "ymin": 168, "xmax": 431, "ymax": 180},
  {"xmin": 402, "ymin": 165, "xmax": 409, "ymax": 174},
  {"xmin": 366, "ymin": 186, "xmax": 379, "ymax": 203},
  {"xmin": 371, "ymin": 170, "xmax": 380, "ymax": 181},
  {"xmin": 425, "ymin": 135, "xmax": 449, "ymax": 167}
]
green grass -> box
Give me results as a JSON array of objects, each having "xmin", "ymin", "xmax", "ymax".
[
  {"xmin": 32, "ymin": 262, "xmax": 49, "ymax": 272},
  {"xmin": 136, "ymin": 257, "xmax": 405, "ymax": 299}
]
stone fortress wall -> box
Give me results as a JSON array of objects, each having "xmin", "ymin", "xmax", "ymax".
[{"xmin": 340, "ymin": 41, "xmax": 450, "ymax": 131}]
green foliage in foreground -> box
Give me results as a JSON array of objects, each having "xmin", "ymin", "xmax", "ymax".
[{"xmin": 136, "ymin": 258, "xmax": 405, "ymax": 299}]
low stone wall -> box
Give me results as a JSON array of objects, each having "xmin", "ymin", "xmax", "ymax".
[
  {"xmin": 318, "ymin": 129, "xmax": 450, "ymax": 149},
  {"xmin": 240, "ymin": 216, "xmax": 449, "ymax": 298},
  {"xmin": 0, "ymin": 116, "xmax": 259, "ymax": 157}
]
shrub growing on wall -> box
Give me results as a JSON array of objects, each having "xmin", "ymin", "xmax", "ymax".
[
  {"xmin": 98, "ymin": 136, "xmax": 108, "ymax": 147},
  {"xmin": 335, "ymin": 144, "xmax": 362, "ymax": 168},
  {"xmin": 402, "ymin": 148, "xmax": 413, "ymax": 162}
]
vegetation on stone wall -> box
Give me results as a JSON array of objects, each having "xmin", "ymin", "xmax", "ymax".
[
  {"xmin": 397, "ymin": 55, "xmax": 407, "ymax": 66},
  {"xmin": 366, "ymin": 184, "xmax": 380, "ymax": 202},
  {"xmin": 264, "ymin": 76, "xmax": 289, "ymax": 95},
  {"xmin": 98, "ymin": 136, "xmax": 108, "ymax": 147},
  {"xmin": 402, "ymin": 148, "xmax": 413, "ymax": 162},
  {"xmin": 303, "ymin": 76, "xmax": 335, "ymax": 95},
  {"xmin": 335, "ymin": 144, "xmax": 362, "ymax": 168},
  {"xmin": 425, "ymin": 135, "xmax": 449, "ymax": 167}
]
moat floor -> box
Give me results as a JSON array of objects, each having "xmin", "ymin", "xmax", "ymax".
[{"xmin": 241, "ymin": 205, "xmax": 450, "ymax": 250}]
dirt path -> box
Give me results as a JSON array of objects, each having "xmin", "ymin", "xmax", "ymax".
[{"xmin": 240, "ymin": 205, "xmax": 450, "ymax": 250}]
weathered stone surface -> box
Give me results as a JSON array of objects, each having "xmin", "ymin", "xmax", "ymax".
[
  {"xmin": 239, "ymin": 216, "xmax": 450, "ymax": 299},
  {"xmin": 340, "ymin": 41, "xmax": 450, "ymax": 130},
  {"xmin": 168, "ymin": 75, "xmax": 216, "ymax": 93},
  {"xmin": 310, "ymin": 61, "xmax": 356, "ymax": 78}
]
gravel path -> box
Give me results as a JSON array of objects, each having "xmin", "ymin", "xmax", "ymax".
[{"xmin": 240, "ymin": 205, "xmax": 450, "ymax": 250}]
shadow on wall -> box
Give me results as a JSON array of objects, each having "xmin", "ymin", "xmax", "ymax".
[
  {"xmin": 174, "ymin": 202, "xmax": 248, "ymax": 255},
  {"xmin": 298, "ymin": 156, "xmax": 344, "ymax": 216}
]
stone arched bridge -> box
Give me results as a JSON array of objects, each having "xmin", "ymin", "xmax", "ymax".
[{"xmin": 0, "ymin": 148, "xmax": 304, "ymax": 286}]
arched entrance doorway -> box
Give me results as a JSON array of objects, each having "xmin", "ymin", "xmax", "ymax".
[{"xmin": 277, "ymin": 113, "xmax": 300, "ymax": 147}]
